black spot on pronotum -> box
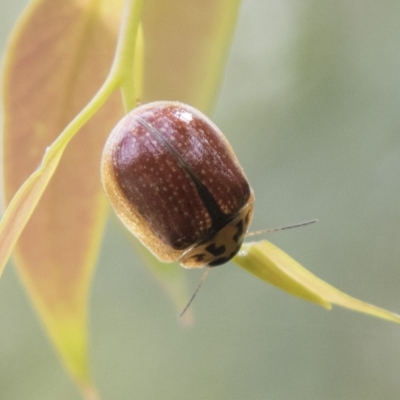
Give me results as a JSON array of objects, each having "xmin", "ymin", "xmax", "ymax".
[
  {"xmin": 192, "ymin": 253, "xmax": 205, "ymax": 262},
  {"xmin": 208, "ymin": 250, "xmax": 239, "ymax": 267},
  {"xmin": 233, "ymin": 219, "xmax": 244, "ymax": 243},
  {"xmin": 205, "ymin": 243, "xmax": 226, "ymax": 257},
  {"xmin": 208, "ymin": 257, "xmax": 229, "ymax": 267}
]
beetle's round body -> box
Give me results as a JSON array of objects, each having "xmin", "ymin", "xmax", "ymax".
[{"xmin": 101, "ymin": 101, "xmax": 254, "ymax": 268}]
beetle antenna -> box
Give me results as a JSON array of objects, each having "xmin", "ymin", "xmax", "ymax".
[
  {"xmin": 180, "ymin": 267, "xmax": 211, "ymax": 317},
  {"xmin": 246, "ymin": 219, "xmax": 318, "ymax": 237}
]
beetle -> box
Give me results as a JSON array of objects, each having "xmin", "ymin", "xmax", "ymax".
[{"xmin": 101, "ymin": 101, "xmax": 254, "ymax": 268}]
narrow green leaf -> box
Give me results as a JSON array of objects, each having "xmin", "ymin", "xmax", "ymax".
[{"xmin": 235, "ymin": 240, "xmax": 400, "ymax": 324}]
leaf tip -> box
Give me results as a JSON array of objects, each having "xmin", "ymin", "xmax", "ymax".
[
  {"xmin": 81, "ymin": 384, "xmax": 100, "ymax": 400},
  {"xmin": 179, "ymin": 310, "xmax": 194, "ymax": 328},
  {"xmin": 320, "ymin": 300, "xmax": 332, "ymax": 310}
]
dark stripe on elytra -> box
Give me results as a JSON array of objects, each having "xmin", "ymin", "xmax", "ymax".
[{"xmin": 136, "ymin": 116, "xmax": 231, "ymax": 231}]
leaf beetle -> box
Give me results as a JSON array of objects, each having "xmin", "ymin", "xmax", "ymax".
[{"xmin": 101, "ymin": 101, "xmax": 254, "ymax": 268}]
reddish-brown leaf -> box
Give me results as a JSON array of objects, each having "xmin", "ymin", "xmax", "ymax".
[{"xmin": 2, "ymin": 0, "xmax": 124, "ymax": 392}]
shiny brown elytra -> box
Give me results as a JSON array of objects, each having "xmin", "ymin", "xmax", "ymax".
[{"xmin": 101, "ymin": 101, "xmax": 254, "ymax": 268}]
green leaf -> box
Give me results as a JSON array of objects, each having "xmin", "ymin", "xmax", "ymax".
[{"xmin": 234, "ymin": 240, "xmax": 400, "ymax": 324}]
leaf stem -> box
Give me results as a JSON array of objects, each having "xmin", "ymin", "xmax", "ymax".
[
  {"xmin": 112, "ymin": 0, "xmax": 144, "ymax": 111},
  {"xmin": 0, "ymin": 0, "xmax": 144, "ymax": 277},
  {"xmin": 50, "ymin": 0, "xmax": 144, "ymax": 157}
]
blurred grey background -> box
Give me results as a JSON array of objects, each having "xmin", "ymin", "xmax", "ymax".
[{"xmin": 1, "ymin": 1, "xmax": 400, "ymax": 399}]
